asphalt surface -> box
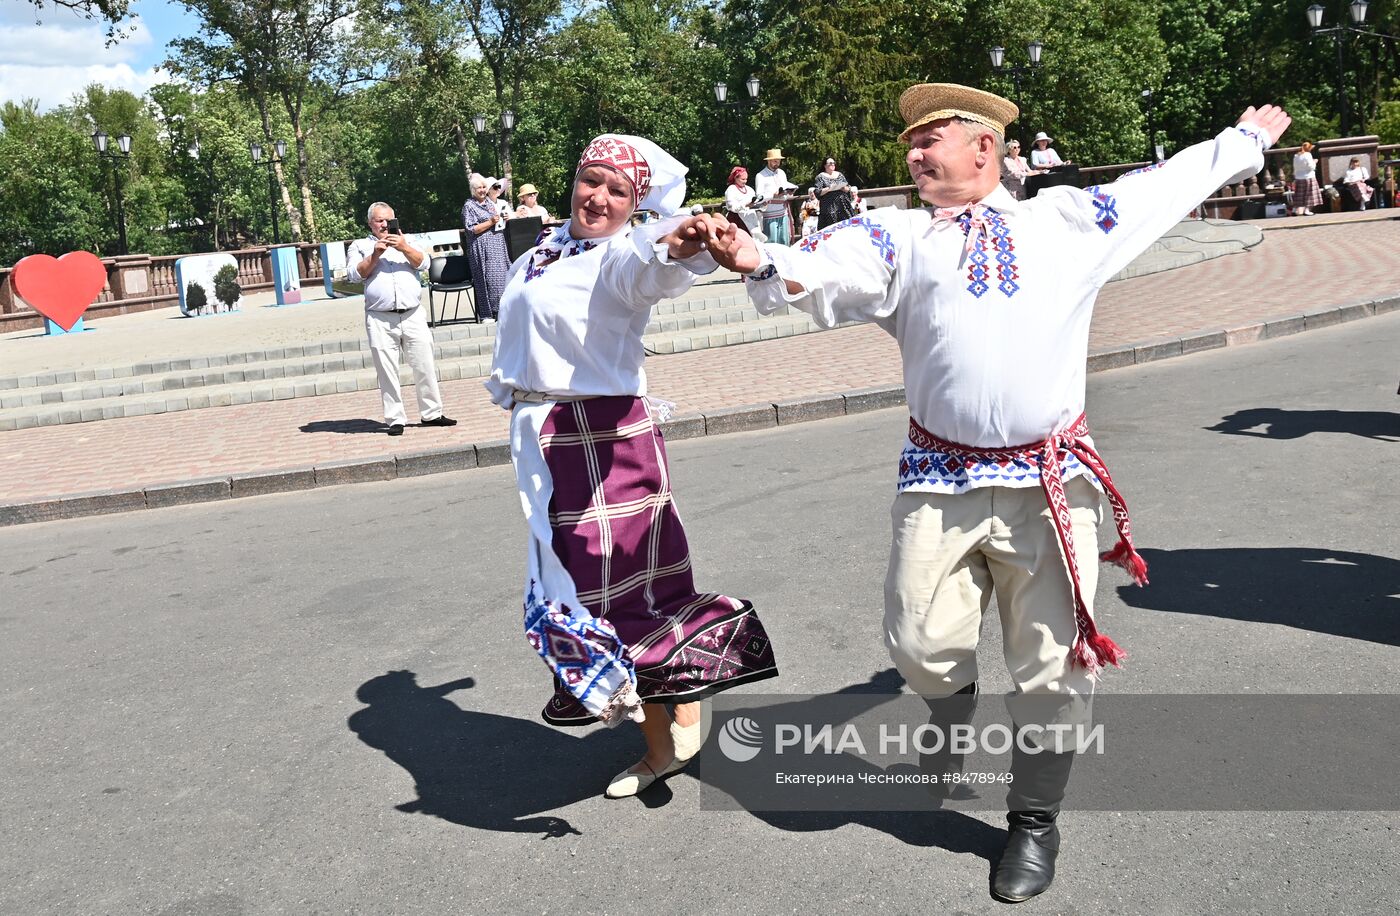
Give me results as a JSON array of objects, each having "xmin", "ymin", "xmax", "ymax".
[{"xmin": 2, "ymin": 312, "xmax": 1398, "ymax": 915}]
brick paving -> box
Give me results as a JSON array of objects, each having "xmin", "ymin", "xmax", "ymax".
[{"xmin": 2, "ymin": 217, "xmax": 1396, "ymax": 506}]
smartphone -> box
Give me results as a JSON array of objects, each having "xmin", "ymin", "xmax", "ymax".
[{"xmin": 386, "ymin": 218, "xmax": 401, "ymax": 235}]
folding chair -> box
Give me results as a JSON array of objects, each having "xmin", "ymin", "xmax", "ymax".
[{"xmin": 427, "ymin": 255, "xmax": 476, "ymax": 326}]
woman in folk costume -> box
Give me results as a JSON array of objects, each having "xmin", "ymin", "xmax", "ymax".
[{"xmin": 485, "ymin": 135, "xmax": 779, "ymax": 798}]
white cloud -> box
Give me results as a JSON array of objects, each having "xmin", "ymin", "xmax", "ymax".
[{"xmin": 0, "ymin": 12, "xmax": 168, "ymax": 110}]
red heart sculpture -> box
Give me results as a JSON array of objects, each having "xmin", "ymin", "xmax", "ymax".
[{"xmin": 12, "ymin": 251, "xmax": 108, "ymax": 331}]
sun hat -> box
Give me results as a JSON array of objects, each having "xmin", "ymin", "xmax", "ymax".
[{"xmin": 518, "ymin": 183, "xmax": 538, "ymax": 196}]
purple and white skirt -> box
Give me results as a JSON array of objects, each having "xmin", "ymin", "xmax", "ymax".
[{"xmin": 509, "ymin": 395, "xmax": 778, "ymax": 727}]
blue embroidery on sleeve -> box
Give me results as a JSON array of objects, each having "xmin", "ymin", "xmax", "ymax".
[
  {"xmin": 797, "ymin": 216, "xmax": 896, "ymax": 267},
  {"xmin": 1083, "ymin": 186, "xmax": 1120, "ymax": 234}
]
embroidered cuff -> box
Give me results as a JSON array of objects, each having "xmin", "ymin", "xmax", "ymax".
[
  {"xmin": 744, "ymin": 247, "xmax": 778, "ymax": 282},
  {"xmin": 1235, "ymin": 121, "xmax": 1272, "ymax": 150}
]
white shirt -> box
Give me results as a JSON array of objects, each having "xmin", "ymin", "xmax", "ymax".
[
  {"xmin": 517, "ymin": 203, "xmax": 550, "ymax": 219},
  {"xmin": 1292, "ymin": 151, "xmax": 1316, "ymax": 181},
  {"xmin": 739, "ymin": 125, "xmax": 1267, "ymax": 493},
  {"xmin": 755, "ymin": 167, "xmax": 790, "ymax": 219},
  {"xmin": 1344, "ymin": 165, "xmax": 1370, "ymax": 184},
  {"xmin": 1030, "ymin": 146, "xmax": 1064, "ymax": 168},
  {"xmin": 493, "ymin": 198, "xmax": 511, "ymax": 231},
  {"xmin": 725, "ymin": 184, "xmax": 757, "ymax": 212},
  {"xmin": 346, "ymin": 236, "xmax": 428, "ymax": 312},
  {"xmin": 484, "ymin": 220, "xmax": 716, "ymax": 407}
]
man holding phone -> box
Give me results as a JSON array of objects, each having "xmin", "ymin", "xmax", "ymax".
[{"xmin": 346, "ymin": 202, "xmax": 457, "ymax": 435}]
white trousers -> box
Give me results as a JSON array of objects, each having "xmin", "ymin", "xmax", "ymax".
[
  {"xmin": 883, "ymin": 478, "xmax": 1104, "ymax": 702},
  {"xmin": 364, "ymin": 307, "xmax": 443, "ymax": 426}
]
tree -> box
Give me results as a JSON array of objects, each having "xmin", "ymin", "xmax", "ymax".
[
  {"xmin": 186, "ymin": 280, "xmax": 209, "ymax": 314},
  {"xmin": 22, "ymin": 0, "xmax": 133, "ymax": 42},
  {"xmin": 167, "ymin": 0, "xmax": 389, "ymax": 240},
  {"xmin": 0, "ymin": 102, "xmax": 106, "ymax": 263},
  {"xmin": 213, "ymin": 263, "xmax": 241, "ymax": 310}
]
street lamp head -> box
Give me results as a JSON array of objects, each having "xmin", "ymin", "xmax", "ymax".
[
  {"xmin": 1350, "ymin": 0, "xmax": 1368, "ymax": 24},
  {"xmin": 746, "ymin": 75, "xmax": 760, "ymax": 99},
  {"xmin": 274, "ymin": 139, "xmax": 287, "ymax": 159},
  {"xmin": 1027, "ymin": 40, "xmax": 1043, "ymax": 65},
  {"xmin": 501, "ymin": 109, "xmax": 515, "ymax": 130},
  {"xmin": 988, "ymin": 46, "xmax": 1005, "ymax": 69},
  {"xmin": 249, "ymin": 141, "xmax": 263, "ymax": 163},
  {"xmin": 92, "ymin": 130, "xmax": 108, "ymax": 154},
  {"xmin": 1141, "ymin": 87, "xmax": 1153, "ymax": 100},
  {"xmin": 117, "ymin": 134, "xmax": 132, "ymax": 155},
  {"xmin": 1306, "ymin": 3, "xmax": 1324, "ymax": 28},
  {"xmin": 714, "ymin": 81, "xmax": 728, "ymax": 103},
  {"xmin": 472, "ymin": 113, "xmax": 487, "ymax": 134}
]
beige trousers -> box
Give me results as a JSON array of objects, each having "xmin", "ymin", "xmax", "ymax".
[
  {"xmin": 883, "ymin": 478, "xmax": 1104, "ymax": 701},
  {"xmin": 365, "ymin": 307, "xmax": 444, "ymax": 426}
]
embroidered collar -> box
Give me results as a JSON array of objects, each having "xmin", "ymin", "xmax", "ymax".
[{"xmin": 523, "ymin": 220, "xmax": 622, "ymax": 282}]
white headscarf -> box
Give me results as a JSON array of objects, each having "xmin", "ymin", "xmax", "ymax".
[{"xmin": 576, "ymin": 133, "xmax": 688, "ymax": 217}]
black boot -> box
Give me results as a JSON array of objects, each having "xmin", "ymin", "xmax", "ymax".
[
  {"xmin": 919, "ymin": 682, "xmax": 978, "ymax": 804},
  {"xmin": 992, "ymin": 746, "xmax": 1075, "ymax": 903}
]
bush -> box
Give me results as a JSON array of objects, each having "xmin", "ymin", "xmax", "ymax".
[
  {"xmin": 186, "ymin": 281, "xmax": 208, "ymax": 315},
  {"xmin": 213, "ymin": 264, "xmax": 241, "ymax": 311}
]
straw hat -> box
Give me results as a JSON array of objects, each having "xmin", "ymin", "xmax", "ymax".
[
  {"xmin": 763, "ymin": 148, "xmax": 784, "ymax": 161},
  {"xmin": 517, "ymin": 183, "xmax": 539, "ymax": 196},
  {"xmin": 898, "ymin": 83, "xmax": 1019, "ymax": 141}
]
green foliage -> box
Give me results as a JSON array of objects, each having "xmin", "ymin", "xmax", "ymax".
[
  {"xmin": 185, "ymin": 281, "xmax": 208, "ymax": 312},
  {"xmin": 213, "ymin": 263, "xmax": 241, "ymax": 308},
  {"xmin": 4, "ymin": 0, "xmax": 1399, "ymax": 265}
]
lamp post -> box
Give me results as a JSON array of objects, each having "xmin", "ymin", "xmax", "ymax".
[
  {"xmin": 91, "ymin": 129, "xmax": 132, "ymax": 256},
  {"xmin": 988, "ymin": 41, "xmax": 1044, "ymax": 143},
  {"xmin": 1141, "ymin": 88, "xmax": 1162, "ymax": 162},
  {"xmin": 473, "ymin": 109, "xmax": 517, "ymax": 202},
  {"xmin": 249, "ymin": 138, "xmax": 287, "ymax": 245},
  {"xmin": 1307, "ymin": 0, "xmax": 1380, "ymax": 137},
  {"xmin": 713, "ymin": 75, "xmax": 761, "ymax": 107}
]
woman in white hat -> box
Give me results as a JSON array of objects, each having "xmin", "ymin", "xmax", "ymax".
[
  {"xmin": 514, "ymin": 183, "xmax": 550, "ymax": 220},
  {"xmin": 485, "ymin": 134, "xmax": 779, "ymax": 799},
  {"xmin": 1030, "ymin": 132, "xmax": 1066, "ymax": 169}
]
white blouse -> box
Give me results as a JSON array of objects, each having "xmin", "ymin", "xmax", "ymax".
[
  {"xmin": 724, "ymin": 184, "xmax": 757, "ymax": 212},
  {"xmin": 485, "ymin": 220, "xmax": 714, "ymax": 408},
  {"xmin": 738, "ymin": 125, "xmax": 1268, "ymax": 491},
  {"xmin": 1293, "ymin": 151, "xmax": 1317, "ymax": 181}
]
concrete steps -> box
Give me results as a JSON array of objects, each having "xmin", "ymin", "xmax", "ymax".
[{"xmin": 0, "ymin": 302, "xmax": 822, "ymax": 430}]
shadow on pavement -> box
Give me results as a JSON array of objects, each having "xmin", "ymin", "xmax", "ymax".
[
  {"xmin": 725, "ymin": 668, "xmax": 1005, "ymax": 863},
  {"xmin": 1205, "ymin": 407, "xmax": 1400, "ymax": 441},
  {"xmin": 300, "ymin": 418, "xmax": 388, "ymax": 435},
  {"xmin": 1117, "ymin": 547, "xmax": 1400, "ymax": 647},
  {"xmin": 348, "ymin": 670, "xmax": 622, "ymax": 838}
]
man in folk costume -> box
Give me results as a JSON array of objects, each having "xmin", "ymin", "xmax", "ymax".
[{"xmin": 695, "ymin": 84, "xmax": 1290, "ymax": 901}]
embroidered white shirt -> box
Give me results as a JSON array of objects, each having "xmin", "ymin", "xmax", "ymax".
[
  {"xmin": 725, "ymin": 184, "xmax": 757, "ymax": 213},
  {"xmin": 740, "ymin": 125, "xmax": 1267, "ymax": 493},
  {"xmin": 484, "ymin": 220, "xmax": 716, "ymax": 408},
  {"xmin": 755, "ymin": 167, "xmax": 791, "ymax": 220}
]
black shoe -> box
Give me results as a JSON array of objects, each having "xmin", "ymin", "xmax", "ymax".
[
  {"xmin": 992, "ymin": 811, "xmax": 1060, "ymax": 902},
  {"xmin": 421, "ymin": 415, "xmax": 457, "ymax": 427},
  {"xmin": 387, "ymin": 424, "xmax": 405, "ymax": 436}
]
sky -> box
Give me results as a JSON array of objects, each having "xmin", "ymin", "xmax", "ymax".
[{"xmin": 0, "ymin": 0, "xmax": 200, "ymax": 111}]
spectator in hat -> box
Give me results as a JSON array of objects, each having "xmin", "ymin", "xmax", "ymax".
[
  {"xmin": 755, "ymin": 148, "xmax": 795, "ymax": 244},
  {"xmin": 487, "ymin": 177, "xmax": 513, "ymax": 226},
  {"xmin": 515, "ymin": 183, "xmax": 550, "ymax": 220},
  {"xmin": 1030, "ymin": 132, "xmax": 1067, "ymax": 169},
  {"xmin": 1002, "ymin": 139, "xmax": 1034, "ymax": 199},
  {"xmin": 462, "ymin": 173, "xmax": 510, "ymax": 319}
]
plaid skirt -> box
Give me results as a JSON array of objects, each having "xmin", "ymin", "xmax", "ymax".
[
  {"xmin": 513, "ymin": 396, "xmax": 778, "ymax": 726},
  {"xmin": 1293, "ymin": 177, "xmax": 1323, "ymax": 208}
]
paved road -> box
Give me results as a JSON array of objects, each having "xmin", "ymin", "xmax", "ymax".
[{"xmin": 2, "ymin": 313, "xmax": 1397, "ymax": 914}]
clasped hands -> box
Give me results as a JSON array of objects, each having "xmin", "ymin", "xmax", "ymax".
[{"xmin": 662, "ymin": 213, "xmax": 762, "ymax": 274}]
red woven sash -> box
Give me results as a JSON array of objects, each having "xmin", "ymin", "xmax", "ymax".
[{"xmin": 908, "ymin": 413, "xmax": 1147, "ymax": 674}]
